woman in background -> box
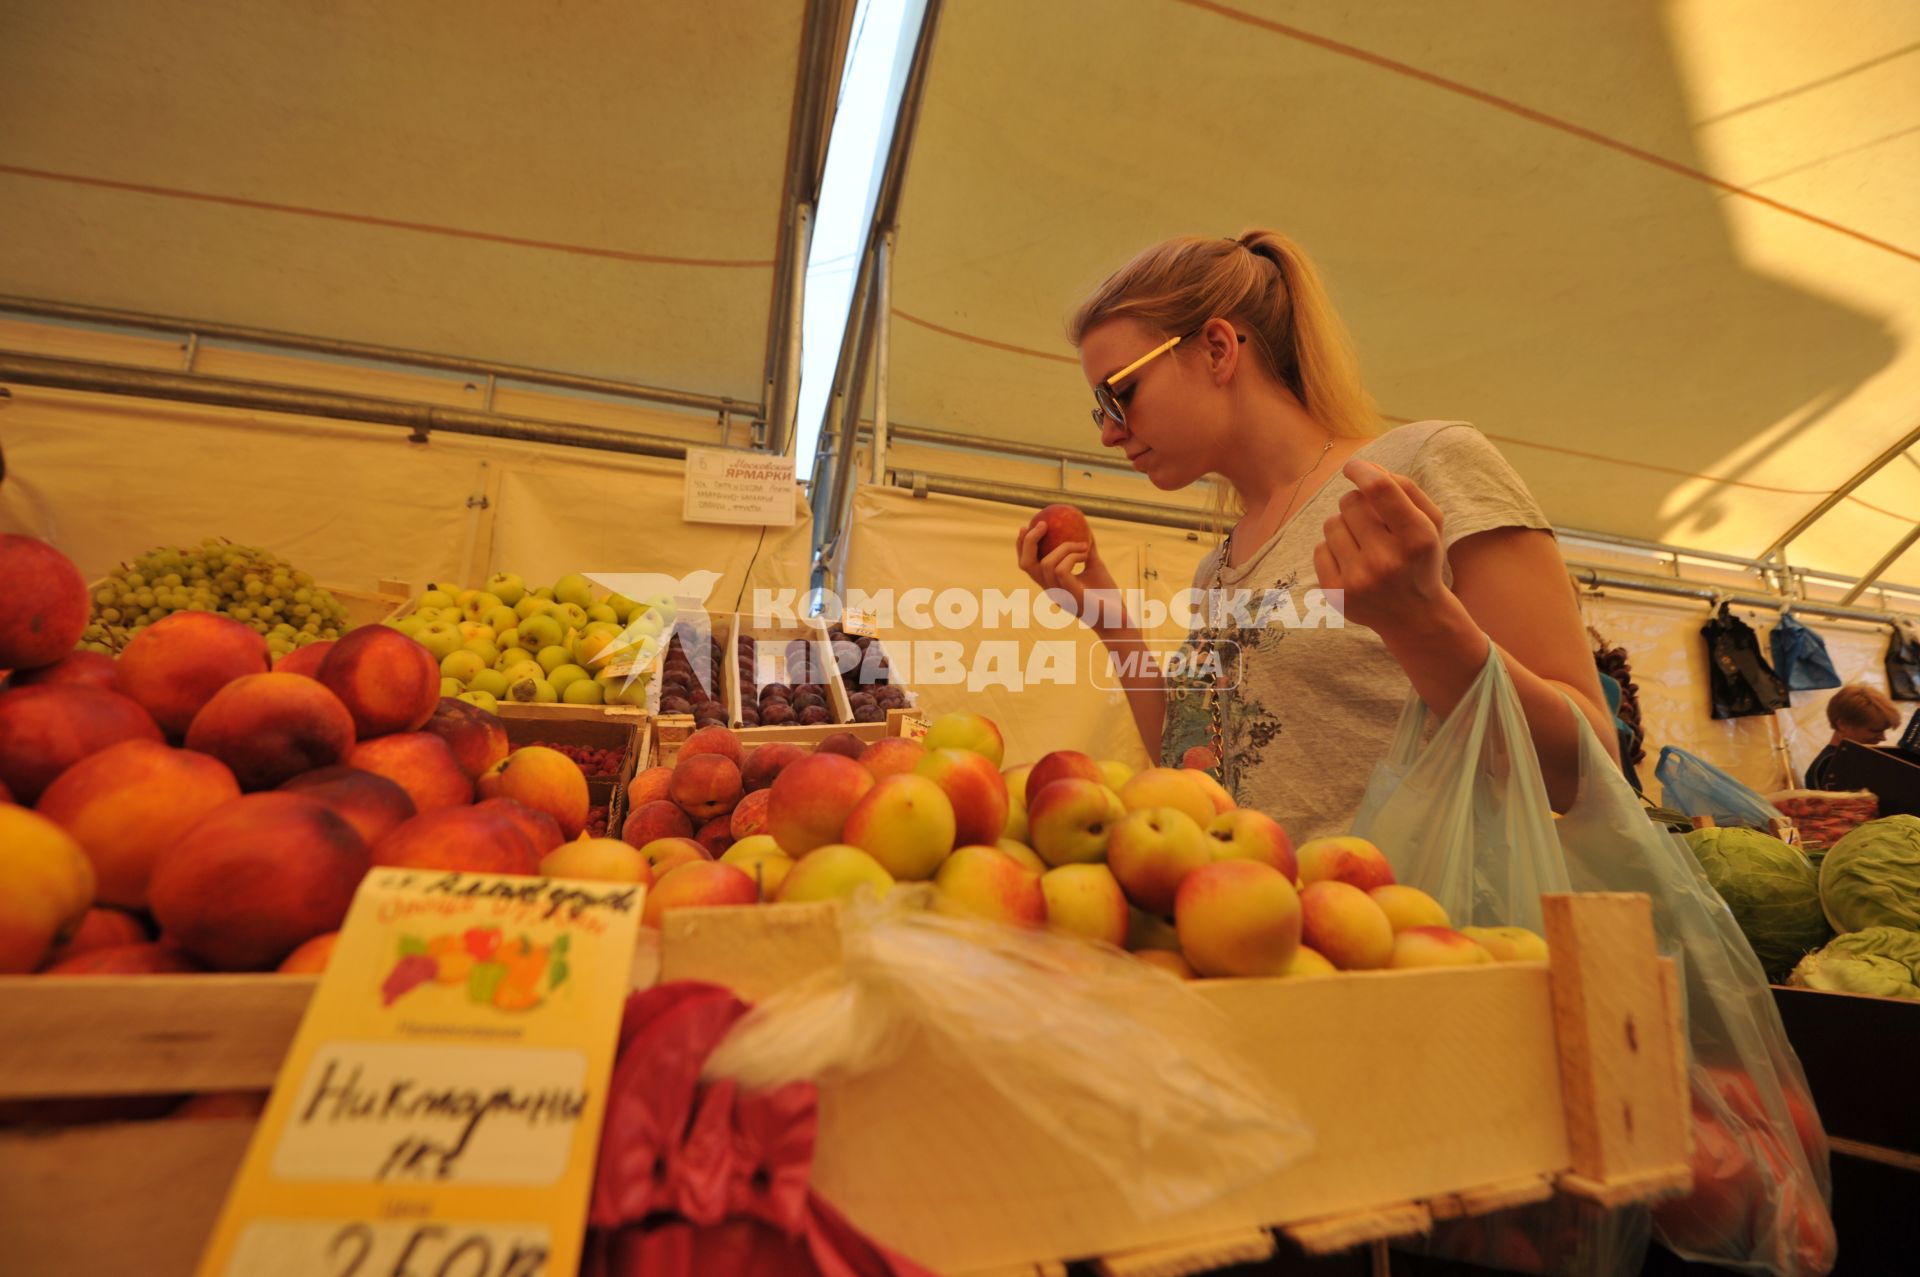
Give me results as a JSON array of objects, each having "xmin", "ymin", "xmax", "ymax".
[
  {"xmin": 1804, "ymin": 683, "xmax": 1901, "ymax": 789},
  {"xmin": 1016, "ymin": 230, "xmax": 1617, "ymax": 840}
]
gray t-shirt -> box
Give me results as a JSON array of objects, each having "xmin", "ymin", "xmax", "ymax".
[{"xmin": 1162, "ymin": 421, "xmax": 1551, "ymax": 842}]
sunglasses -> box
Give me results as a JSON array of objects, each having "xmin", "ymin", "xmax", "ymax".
[{"xmin": 1089, "ymin": 325, "xmax": 1245, "ymax": 430}]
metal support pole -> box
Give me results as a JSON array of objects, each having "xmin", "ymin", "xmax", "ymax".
[
  {"xmin": 869, "ymin": 228, "xmax": 894, "ymax": 484},
  {"xmin": 1839, "ymin": 522, "xmax": 1920, "ymax": 606},
  {"xmin": 0, "ymin": 352, "xmax": 699, "ymax": 463},
  {"xmin": 1758, "ymin": 426, "xmax": 1920, "ymax": 564},
  {"xmin": 888, "ymin": 468, "xmax": 1216, "ymax": 534},
  {"xmin": 766, "ymin": 201, "xmax": 813, "ymax": 456},
  {"xmin": 822, "ymin": 261, "xmax": 881, "ymax": 590}
]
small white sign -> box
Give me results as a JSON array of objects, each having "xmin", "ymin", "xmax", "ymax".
[
  {"xmin": 683, "ymin": 446, "xmax": 796, "ymax": 527},
  {"xmin": 842, "ymin": 608, "xmax": 878, "ymax": 638}
]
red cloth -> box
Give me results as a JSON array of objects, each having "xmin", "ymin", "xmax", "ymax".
[{"xmin": 585, "ymin": 983, "xmax": 937, "ymax": 1277}]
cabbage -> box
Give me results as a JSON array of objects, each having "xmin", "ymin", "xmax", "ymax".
[
  {"xmin": 1818, "ymin": 814, "xmax": 1920, "ymax": 933},
  {"xmin": 1682, "ymin": 826, "xmax": 1830, "ymax": 982},
  {"xmin": 1788, "ymin": 927, "xmax": 1920, "ymax": 1000}
]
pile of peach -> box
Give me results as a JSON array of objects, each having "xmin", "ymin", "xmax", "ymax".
[{"xmin": 1, "ymin": 535, "xmax": 599, "ymax": 976}]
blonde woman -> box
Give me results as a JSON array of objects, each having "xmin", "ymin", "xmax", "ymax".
[{"xmin": 1016, "ymin": 231, "xmax": 1617, "ymax": 841}]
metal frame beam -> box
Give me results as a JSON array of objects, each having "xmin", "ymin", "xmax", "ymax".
[{"xmin": 1758, "ymin": 419, "xmax": 1920, "ymax": 563}]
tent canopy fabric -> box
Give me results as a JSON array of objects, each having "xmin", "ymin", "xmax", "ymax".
[
  {"xmin": 884, "ymin": 0, "xmax": 1920, "ymax": 582},
  {"xmin": 0, "ymin": 0, "xmax": 822, "ymax": 409}
]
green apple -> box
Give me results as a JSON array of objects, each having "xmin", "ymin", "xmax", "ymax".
[
  {"xmin": 495, "ymin": 646, "xmax": 539, "ymax": 673},
  {"xmin": 483, "ymin": 605, "xmax": 519, "ymax": 633},
  {"xmin": 561, "ymin": 678, "xmax": 604, "ymax": 706},
  {"xmin": 517, "ymin": 614, "xmax": 563, "ymax": 651},
  {"xmin": 455, "ymin": 587, "xmax": 480, "ymax": 608},
  {"xmin": 604, "ymin": 592, "xmax": 638, "ymax": 621},
  {"xmin": 392, "ymin": 614, "xmax": 427, "ymax": 637},
  {"xmin": 420, "ymin": 588, "xmax": 456, "ymax": 610},
  {"xmin": 462, "ymin": 639, "xmax": 501, "ymax": 667},
  {"xmin": 457, "ymin": 689, "xmax": 500, "ymax": 713},
  {"xmin": 598, "ymin": 672, "xmax": 648, "ymax": 706},
  {"xmin": 641, "ymin": 593, "xmax": 676, "ymax": 621},
  {"xmin": 462, "ymin": 591, "xmax": 503, "ymax": 623},
  {"xmin": 497, "ymin": 626, "xmax": 520, "ymax": 651},
  {"xmin": 552, "ymin": 602, "xmax": 589, "ymax": 632},
  {"xmin": 484, "ymin": 572, "xmax": 526, "ymax": 606},
  {"xmin": 506, "ymin": 673, "xmax": 558, "ymax": 703},
  {"xmin": 585, "ymin": 603, "xmax": 619, "ymax": 626},
  {"xmin": 413, "ymin": 621, "xmax": 462, "ymax": 662},
  {"xmin": 536, "ymin": 644, "xmax": 574, "ymax": 674},
  {"xmin": 456, "ymin": 620, "xmax": 495, "ymax": 644},
  {"xmin": 533, "ymin": 586, "xmax": 556, "ymax": 602},
  {"xmin": 548, "ymin": 663, "xmax": 592, "ymax": 693},
  {"xmin": 513, "ymin": 595, "xmax": 551, "ymax": 621},
  {"xmin": 554, "ymin": 573, "xmax": 595, "ymax": 609},
  {"xmin": 572, "ymin": 630, "xmax": 617, "ymax": 669},
  {"xmin": 441, "ymin": 649, "xmax": 487, "ymax": 683},
  {"xmin": 440, "ymin": 676, "xmax": 462, "ymax": 696},
  {"xmin": 469, "ymin": 668, "xmax": 510, "ymax": 699}
]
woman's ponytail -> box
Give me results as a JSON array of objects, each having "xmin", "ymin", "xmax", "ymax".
[{"xmin": 1237, "ymin": 230, "xmax": 1379, "ymax": 440}]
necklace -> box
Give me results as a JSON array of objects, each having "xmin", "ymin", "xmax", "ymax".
[{"xmin": 1195, "ymin": 437, "xmax": 1335, "ymax": 774}]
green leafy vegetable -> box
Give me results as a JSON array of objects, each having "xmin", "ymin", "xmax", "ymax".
[
  {"xmin": 1682, "ymin": 826, "xmax": 1830, "ymax": 982},
  {"xmin": 1789, "ymin": 927, "xmax": 1920, "ymax": 1000},
  {"xmin": 1819, "ymin": 814, "xmax": 1920, "ymax": 934}
]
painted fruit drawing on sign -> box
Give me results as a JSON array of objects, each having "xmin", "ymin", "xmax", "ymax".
[{"xmin": 380, "ymin": 927, "xmax": 572, "ymax": 1011}]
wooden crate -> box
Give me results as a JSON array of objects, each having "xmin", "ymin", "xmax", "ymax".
[
  {"xmin": 732, "ymin": 612, "xmax": 855, "ymax": 725},
  {"xmin": 656, "ymin": 892, "xmax": 1693, "ymax": 1275},
  {"xmin": 0, "ymin": 893, "xmax": 1690, "ymax": 1277},
  {"xmin": 494, "ymin": 702, "xmax": 646, "ymax": 820},
  {"xmin": 649, "ymin": 706, "xmax": 924, "ymax": 770}
]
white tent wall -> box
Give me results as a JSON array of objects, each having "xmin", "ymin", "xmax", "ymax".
[{"xmin": 0, "ymin": 386, "xmax": 812, "ymax": 610}]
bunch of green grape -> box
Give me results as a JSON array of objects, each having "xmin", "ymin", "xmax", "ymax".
[{"xmin": 82, "ymin": 537, "xmax": 349, "ymax": 661}]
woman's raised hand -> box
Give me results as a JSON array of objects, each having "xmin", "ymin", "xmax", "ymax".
[
  {"xmin": 1312, "ymin": 458, "xmax": 1448, "ymax": 638},
  {"xmin": 1016, "ymin": 515, "xmax": 1121, "ymax": 628}
]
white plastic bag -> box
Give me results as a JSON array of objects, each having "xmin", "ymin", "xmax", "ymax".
[
  {"xmin": 701, "ymin": 886, "xmax": 1314, "ymax": 1221},
  {"xmin": 1354, "ymin": 652, "xmax": 1834, "ymax": 1277}
]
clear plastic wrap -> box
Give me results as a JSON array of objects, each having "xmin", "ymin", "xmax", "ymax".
[
  {"xmin": 1655, "ymin": 745, "xmax": 1786, "ymax": 831},
  {"xmin": 1353, "ymin": 652, "xmax": 1834, "ymax": 1277},
  {"xmin": 699, "ymin": 885, "xmax": 1315, "ymax": 1221}
]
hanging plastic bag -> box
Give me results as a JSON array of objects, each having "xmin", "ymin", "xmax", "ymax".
[
  {"xmin": 1353, "ymin": 652, "xmax": 1833, "ymax": 1277},
  {"xmin": 700, "ymin": 886, "xmax": 1314, "ymax": 1221},
  {"xmin": 1886, "ymin": 624, "xmax": 1920, "ymax": 701},
  {"xmin": 1768, "ymin": 613, "xmax": 1842, "ymax": 692},
  {"xmin": 1655, "ymin": 745, "xmax": 1787, "ymax": 831},
  {"xmin": 1705, "ymin": 603, "xmax": 1792, "ymax": 718}
]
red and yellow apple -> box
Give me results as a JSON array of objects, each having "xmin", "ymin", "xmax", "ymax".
[
  {"xmin": 540, "ymin": 837, "xmax": 652, "ymax": 884},
  {"xmin": 996, "ymin": 839, "xmax": 1047, "ymax": 873},
  {"xmin": 1106, "ymin": 806, "xmax": 1210, "ymax": 914},
  {"xmin": 1025, "ymin": 750, "xmax": 1103, "ymax": 803},
  {"xmin": 842, "ymin": 773, "xmax": 957, "ymax": 880},
  {"xmin": 1460, "ymin": 925, "xmax": 1550, "ymax": 963},
  {"xmin": 1298, "ymin": 880, "xmax": 1395, "ymax": 971},
  {"xmin": 1174, "ymin": 859, "xmax": 1302, "ymax": 977},
  {"xmin": 859, "ymin": 737, "xmax": 927, "ymax": 780},
  {"xmin": 933, "ymin": 844, "xmax": 1043, "ymax": 927},
  {"xmin": 1032, "ymin": 503, "xmax": 1092, "ymax": 560},
  {"xmin": 777, "ymin": 843, "xmax": 894, "ymax": 904},
  {"xmin": 1203, "ymin": 808, "xmax": 1295, "ymax": 878},
  {"xmin": 729, "ymin": 788, "xmax": 772, "ymax": 841},
  {"xmin": 1369, "ymin": 884, "xmax": 1450, "ymax": 934},
  {"xmin": 1041, "ymin": 863, "xmax": 1129, "ymax": 946},
  {"xmin": 914, "ymin": 748, "xmax": 1009, "ymax": 847},
  {"xmin": 1284, "ymin": 945, "xmax": 1337, "ymax": 977},
  {"xmin": 1027, "ymin": 777, "xmax": 1126, "ymax": 867},
  {"xmin": 638, "ymin": 836, "xmax": 711, "ymax": 880},
  {"xmin": 921, "ymin": 711, "xmax": 1005, "ymax": 768},
  {"xmin": 1118, "ymin": 767, "xmax": 1215, "ymax": 830},
  {"xmin": 0, "ymin": 534, "xmax": 88, "ymax": 669},
  {"xmin": 1135, "ymin": 949, "xmax": 1196, "ymax": 979},
  {"xmin": 719, "ymin": 835, "xmax": 794, "ymax": 899},
  {"xmin": 1390, "ymin": 926, "xmax": 1496, "ymax": 969},
  {"xmin": 1296, "ymin": 835, "xmax": 1396, "ymax": 893}
]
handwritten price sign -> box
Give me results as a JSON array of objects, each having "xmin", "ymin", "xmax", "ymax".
[{"xmin": 195, "ymin": 870, "xmax": 642, "ymax": 1277}]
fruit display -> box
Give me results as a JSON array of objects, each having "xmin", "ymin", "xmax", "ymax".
[
  {"xmin": 380, "ymin": 570, "xmax": 667, "ymax": 712},
  {"xmin": 735, "ymin": 629, "xmax": 840, "ymax": 727},
  {"xmin": 0, "ymin": 535, "xmax": 606, "ymax": 977},
  {"xmin": 75, "ymin": 537, "xmax": 351, "ymax": 660},
  {"xmin": 822, "ymin": 619, "xmax": 911, "ymax": 723},
  {"xmin": 660, "ymin": 625, "xmax": 728, "ymax": 722}
]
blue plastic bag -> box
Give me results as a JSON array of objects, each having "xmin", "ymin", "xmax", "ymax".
[
  {"xmin": 1768, "ymin": 613, "xmax": 1841, "ymax": 692},
  {"xmin": 1354, "ymin": 653, "xmax": 1834, "ymax": 1277},
  {"xmin": 1655, "ymin": 745, "xmax": 1786, "ymax": 830}
]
